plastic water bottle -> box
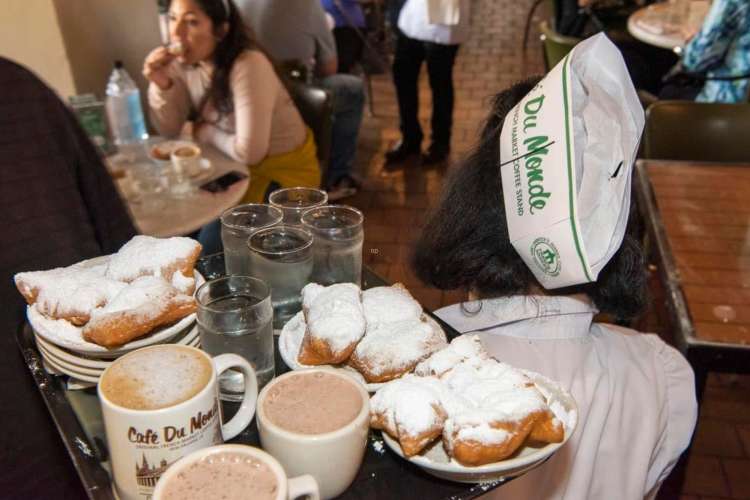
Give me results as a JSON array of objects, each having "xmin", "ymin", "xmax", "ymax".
[{"xmin": 105, "ymin": 60, "xmax": 148, "ymax": 154}]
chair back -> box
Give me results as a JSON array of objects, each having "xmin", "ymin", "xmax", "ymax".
[
  {"xmin": 286, "ymin": 80, "xmax": 335, "ymax": 170},
  {"xmin": 643, "ymin": 101, "xmax": 750, "ymax": 162},
  {"xmin": 539, "ymin": 20, "xmax": 581, "ymax": 72},
  {"xmin": 276, "ymin": 59, "xmax": 309, "ymax": 83}
]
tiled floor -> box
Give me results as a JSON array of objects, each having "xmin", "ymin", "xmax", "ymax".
[{"xmin": 341, "ymin": 0, "xmax": 750, "ymax": 498}]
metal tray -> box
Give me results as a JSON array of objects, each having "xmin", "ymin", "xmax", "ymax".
[{"xmin": 17, "ymin": 254, "xmax": 507, "ymax": 499}]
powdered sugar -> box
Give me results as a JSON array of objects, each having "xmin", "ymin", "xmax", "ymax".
[
  {"xmin": 91, "ymin": 276, "xmax": 176, "ymax": 316},
  {"xmin": 415, "ymin": 335, "xmax": 488, "ymax": 377},
  {"xmin": 370, "ymin": 375, "xmax": 446, "ymax": 437},
  {"xmin": 352, "ymin": 319, "xmax": 446, "ymax": 377},
  {"xmin": 15, "ymin": 266, "xmax": 127, "ymax": 321},
  {"xmin": 105, "ymin": 235, "xmax": 200, "ymax": 282},
  {"xmin": 362, "ymin": 284, "xmax": 423, "ymax": 326},
  {"xmin": 302, "ymin": 283, "xmax": 365, "ymax": 353},
  {"xmin": 171, "ymin": 271, "xmax": 195, "ymax": 294},
  {"xmin": 447, "ymin": 421, "xmax": 510, "ymax": 446}
]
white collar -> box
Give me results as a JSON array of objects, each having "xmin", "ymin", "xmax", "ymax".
[{"xmin": 434, "ymin": 294, "xmax": 598, "ymax": 340}]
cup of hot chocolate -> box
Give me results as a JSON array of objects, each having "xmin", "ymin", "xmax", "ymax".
[
  {"xmin": 152, "ymin": 444, "xmax": 320, "ymax": 500},
  {"xmin": 98, "ymin": 345, "xmax": 258, "ymax": 500},
  {"xmin": 257, "ymin": 369, "xmax": 370, "ymax": 499}
]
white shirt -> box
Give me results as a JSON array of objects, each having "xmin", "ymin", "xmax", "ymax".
[
  {"xmin": 398, "ymin": 0, "xmax": 471, "ymax": 45},
  {"xmin": 435, "ymin": 295, "xmax": 697, "ymax": 500}
]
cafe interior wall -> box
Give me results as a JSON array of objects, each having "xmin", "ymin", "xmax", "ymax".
[
  {"xmin": 53, "ymin": 0, "xmax": 161, "ymax": 127},
  {"xmin": 0, "ymin": 0, "xmax": 77, "ymax": 100}
]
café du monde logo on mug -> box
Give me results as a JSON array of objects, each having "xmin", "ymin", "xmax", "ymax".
[{"xmin": 531, "ymin": 237, "xmax": 561, "ymax": 277}]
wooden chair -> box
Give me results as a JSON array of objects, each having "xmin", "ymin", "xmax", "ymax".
[
  {"xmin": 286, "ymin": 80, "xmax": 335, "ymax": 173},
  {"xmin": 643, "ymin": 101, "xmax": 750, "ymax": 162},
  {"xmin": 539, "ymin": 20, "xmax": 581, "ymax": 72}
]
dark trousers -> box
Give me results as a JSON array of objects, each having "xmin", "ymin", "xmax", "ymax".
[
  {"xmin": 333, "ymin": 27, "xmax": 365, "ymax": 74},
  {"xmin": 392, "ymin": 32, "xmax": 459, "ymax": 148}
]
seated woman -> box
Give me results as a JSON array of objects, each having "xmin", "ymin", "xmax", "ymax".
[
  {"xmin": 144, "ymin": 0, "xmax": 320, "ymax": 203},
  {"xmin": 679, "ymin": 0, "xmax": 750, "ymax": 103},
  {"xmin": 412, "ymin": 78, "xmax": 697, "ymax": 498}
]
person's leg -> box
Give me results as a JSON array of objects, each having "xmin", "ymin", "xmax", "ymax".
[
  {"xmin": 333, "ymin": 27, "xmax": 364, "ymax": 74},
  {"xmin": 388, "ymin": 31, "xmax": 425, "ymax": 162},
  {"xmin": 319, "ymin": 74, "xmax": 365, "ymax": 188},
  {"xmin": 423, "ymin": 42, "xmax": 459, "ymax": 163},
  {"xmin": 197, "ymin": 219, "xmax": 223, "ymax": 256}
]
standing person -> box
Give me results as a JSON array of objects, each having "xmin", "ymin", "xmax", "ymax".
[
  {"xmin": 143, "ymin": 0, "xmax": 320, "ymax": 204},
  {"xmin": 679, "ymin": 0, "xmax": 750, "ymax": 103},
  {"xmin": 411, "ymin": 78, "xmax": 697, "ymax": 499},
  {"xmin": 321, "ymin": 0, "xmax": 367, "ymax": 74},
  {"xmin": 237, "ymin": 0, "xmax": 366, "ymax": 201},
  {"xmin": 385, "ymin": 0, "xmax": 470, "ymax": 168}
]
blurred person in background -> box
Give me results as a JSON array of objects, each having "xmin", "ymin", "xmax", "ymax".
[
  {"xmin": 321, "ymin": 0, "xmax": 367, "ymax": 74},
  {"xmin": 385, "ymin": 0, "xmax": 470, "ymax": 168},
  {"xmin": 237, "ymin": 0, "xmax": 366, "ymax": 201},
  {"xmin": 676, "ymin": 0, "xmax": 750, "ymax": 102},
  {"xmin": 144, "ymin": 0, "xmax": 320, "ymax": 205}
]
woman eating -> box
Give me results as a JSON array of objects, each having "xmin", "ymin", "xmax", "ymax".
[
  {"xmin": 411, "ymin": 44, "xmax": 698, "ymax": 498},
  {"xmin": 143, "ymin": 0, "xmax": 320, "ymax": 203}
]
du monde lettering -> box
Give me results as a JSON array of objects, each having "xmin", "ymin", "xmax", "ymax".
[
  {"xmin": 521, "ymin": 94, "xmax": 552, "ymax": 214},
  {"xmin": 127, "ymin": 401, "xmax": 219, "ymax": 445}
]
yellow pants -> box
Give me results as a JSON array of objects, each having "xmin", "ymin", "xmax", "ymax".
[{"xmin": 242, "ymin": 130, "xmax": 321, "ymax": 203}]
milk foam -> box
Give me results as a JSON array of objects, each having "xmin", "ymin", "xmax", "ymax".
[{"xmin": 102, "ymin": 346, "xmax": 212, "ymax": 410}]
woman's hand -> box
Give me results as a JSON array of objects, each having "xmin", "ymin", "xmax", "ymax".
[{"xmin": 143, "ymin": 46, "xmax": 175, "ymax": 90}]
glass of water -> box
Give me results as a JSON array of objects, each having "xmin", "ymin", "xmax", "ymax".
[
  {"xmin": 301, "ymin": 205, "xmax": 364, "ymax": 286},
  {"xmin": 247, "ymin": 225, "xmax": 313, "ymax": 329},
  {"xmin": 220, "ymin": 204, "xmax": 284, "ymax": 276},
  {"xmin": 268, "ymin": 187, "xmax": 328, "ymax": 225},
  {"xmin": 196, "ymin": 276, "xmax": 274, "ymax": 399}
]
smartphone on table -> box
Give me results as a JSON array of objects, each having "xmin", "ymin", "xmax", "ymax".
[{"xmin": 199, "ymin": 171, "xmax": 248, "ymax": 193}]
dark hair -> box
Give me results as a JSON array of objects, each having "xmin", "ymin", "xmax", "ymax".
[
  {"xmin": 173, "ymin": 0, "xmax": 255, "ymax": 115},
  {"xmin": 412, "ymin": 78, "xmax": 647, "ymax": 321}
]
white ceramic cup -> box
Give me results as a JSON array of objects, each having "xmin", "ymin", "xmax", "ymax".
[
  {"xmin": 257, "ymin": 369, "xmax": 370, "ymax": 499},
  {"xmin": 169, "ymin": 142, "xmax": 202, "ymax": 177},
  {"xmin": 152, "ymin": 444, "xmax": 320, "ymax": 500},
  {"xmin": 98, "ymin": 345, "xmax": 258, "ymax": 500}
]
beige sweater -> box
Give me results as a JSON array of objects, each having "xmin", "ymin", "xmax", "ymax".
[{"xmin": 148, "ymin": 50, "xmax": 306, "ymax": 166}]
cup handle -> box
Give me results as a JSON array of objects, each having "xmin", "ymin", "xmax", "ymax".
[
  {"xmin": 287, "ymin": 474, "xmax": 320, "ymax": 500},
  {"xmin": 212, "ymin": 353, "xmax": 258, "ymax": 440}
]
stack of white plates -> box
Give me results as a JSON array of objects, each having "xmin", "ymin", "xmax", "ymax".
[{"xmin": 27, "ymin": 267, "xmax": 205, "ymax": 384}]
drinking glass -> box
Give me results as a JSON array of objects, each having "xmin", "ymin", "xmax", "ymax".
[
  {"xmin": 220, "ymin": 204, "xmax": 284, "ymax": 276},
  {"xmin": 268, "ymin": 187, "xmax": 328, "ymax": 225},
  {"xmin": 301, "ymin": 205, "xmax": 364, "ymax": 286},
  {"xmin": 129, "ymin": 161, "xmax": 167, "ymax": 211},
  {"xmin": 247, "ymin": 225, "xmax": 314, "ymax": 329},
  {"xmin": 196, "ymin": 276, "xmax": 275, "ymax": 399}
]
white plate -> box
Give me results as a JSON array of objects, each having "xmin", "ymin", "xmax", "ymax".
[
  {"xmin": 27, "ymin": 268, "xmax": 204, "ymax": 358},
  {"xmin": 381, "ymin": 371, "xmax": 578, "ymax": 484},
  {"xmin": 33, "ymin": 324, "xmax": 200, "ymax": 369},
  {"xmin": 278, "ymin": 311, "xmax": 447, "ymax": 392},
  {"xmin": 38, "ymin": 335, "xmax": 201, "ymax": 382}
]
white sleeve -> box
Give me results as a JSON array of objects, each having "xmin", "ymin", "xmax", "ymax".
[
  {"xmin": 644, "ymin": 335, "xmax": 698, "ymax": 498},
  {"xmin": 147, "ymin": 64, "xmax": 191, "ymax": 138}
]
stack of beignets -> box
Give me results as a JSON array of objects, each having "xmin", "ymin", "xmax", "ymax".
[
  {"xmin": 296, "ymin": 282, "xmax": 446, "ymax": 383},
  {"xmin": 14, "ymin": 235, "xmax": 201, "ymax": 347},
  {"xmin": 370, "ymin": 335, "xmax": 565, "ymax": 466}
]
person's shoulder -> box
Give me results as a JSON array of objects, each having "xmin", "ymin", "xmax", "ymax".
[
  {"xmin": 233, "ymin": 50, "xmax": 274, "ymax": 72},
  {"xmin": 0, "ymin": 57, "xmax": 51, "ymax": 92}
]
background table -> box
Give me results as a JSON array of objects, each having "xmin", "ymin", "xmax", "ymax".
[
  {"xmin": 114, "ymin": 144, "xmax": 249, "ymax": 237},
  {"xmin": 627, "ymin": 1, "xmax": 709, "ymax": 50},
  {"xmin": 634, "ymin": 160, "xmax": 750, "ymax": 399}
]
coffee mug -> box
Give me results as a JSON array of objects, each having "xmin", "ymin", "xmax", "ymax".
[
  {"xmin": 152, "ymin": 444, "xmax": 320, "ymax": 500},
  {"xmin": 170, "ymin": 143, "xmax": 202, "ymax": 177},
  {"xmin": 98, "ymin": 345, "xmax": 258, "ymax": 500},
  {"xmin": 257, "ymin": 369, "xmax": 369, "ymax": 499}
]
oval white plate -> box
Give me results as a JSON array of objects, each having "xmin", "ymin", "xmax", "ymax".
[
  {"xmin": 27, "ymin": 267, "xmax": 204, "ymax": 358},
  {"xmin": 33, "ymin": 324, "xmax": 199, "ymax": 369},
  {"xmin": 278, "ymin": 311, "xmax": 447, "ymax": 392},
  {"xmin": 380, "ymin": 371, "xmax": 578, "ymax": 484}
]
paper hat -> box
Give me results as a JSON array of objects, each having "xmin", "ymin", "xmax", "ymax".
[{"xmin": 499, "ymin": 33, "xmax": 645, "ymax": 289}]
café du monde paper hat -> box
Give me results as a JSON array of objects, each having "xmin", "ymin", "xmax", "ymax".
[{"xmin": 499, "ymin": 33, "xmax": 644, "ymax": 289}]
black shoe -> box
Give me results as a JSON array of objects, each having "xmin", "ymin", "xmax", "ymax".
[
  {"xmin": 384, "ymin": 139, "xmax": 421, "ymax": 165},
  {"xmin": 420, "ymin": 144, "xmax": 450, "ymax": 166}
]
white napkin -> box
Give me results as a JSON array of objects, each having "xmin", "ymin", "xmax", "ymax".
[{"xmin": 499, "ymin": 33, "xmax": 644, "ymax": 289}]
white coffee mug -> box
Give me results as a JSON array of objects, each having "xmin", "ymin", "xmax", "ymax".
[
  {"xmin": 257, "ymin": 369, "xmax": 370, "ymax": 499},
  {"xmin": 152, "ymin": 444, "xmax": 320, "ymax": 500},
  {"xmin": 98, "ymin": 345, "xmax": 258, "ymax": 500},
  {"xmin": 170, "ymin": 143, "xmax": 202, "ymax": 177}
]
